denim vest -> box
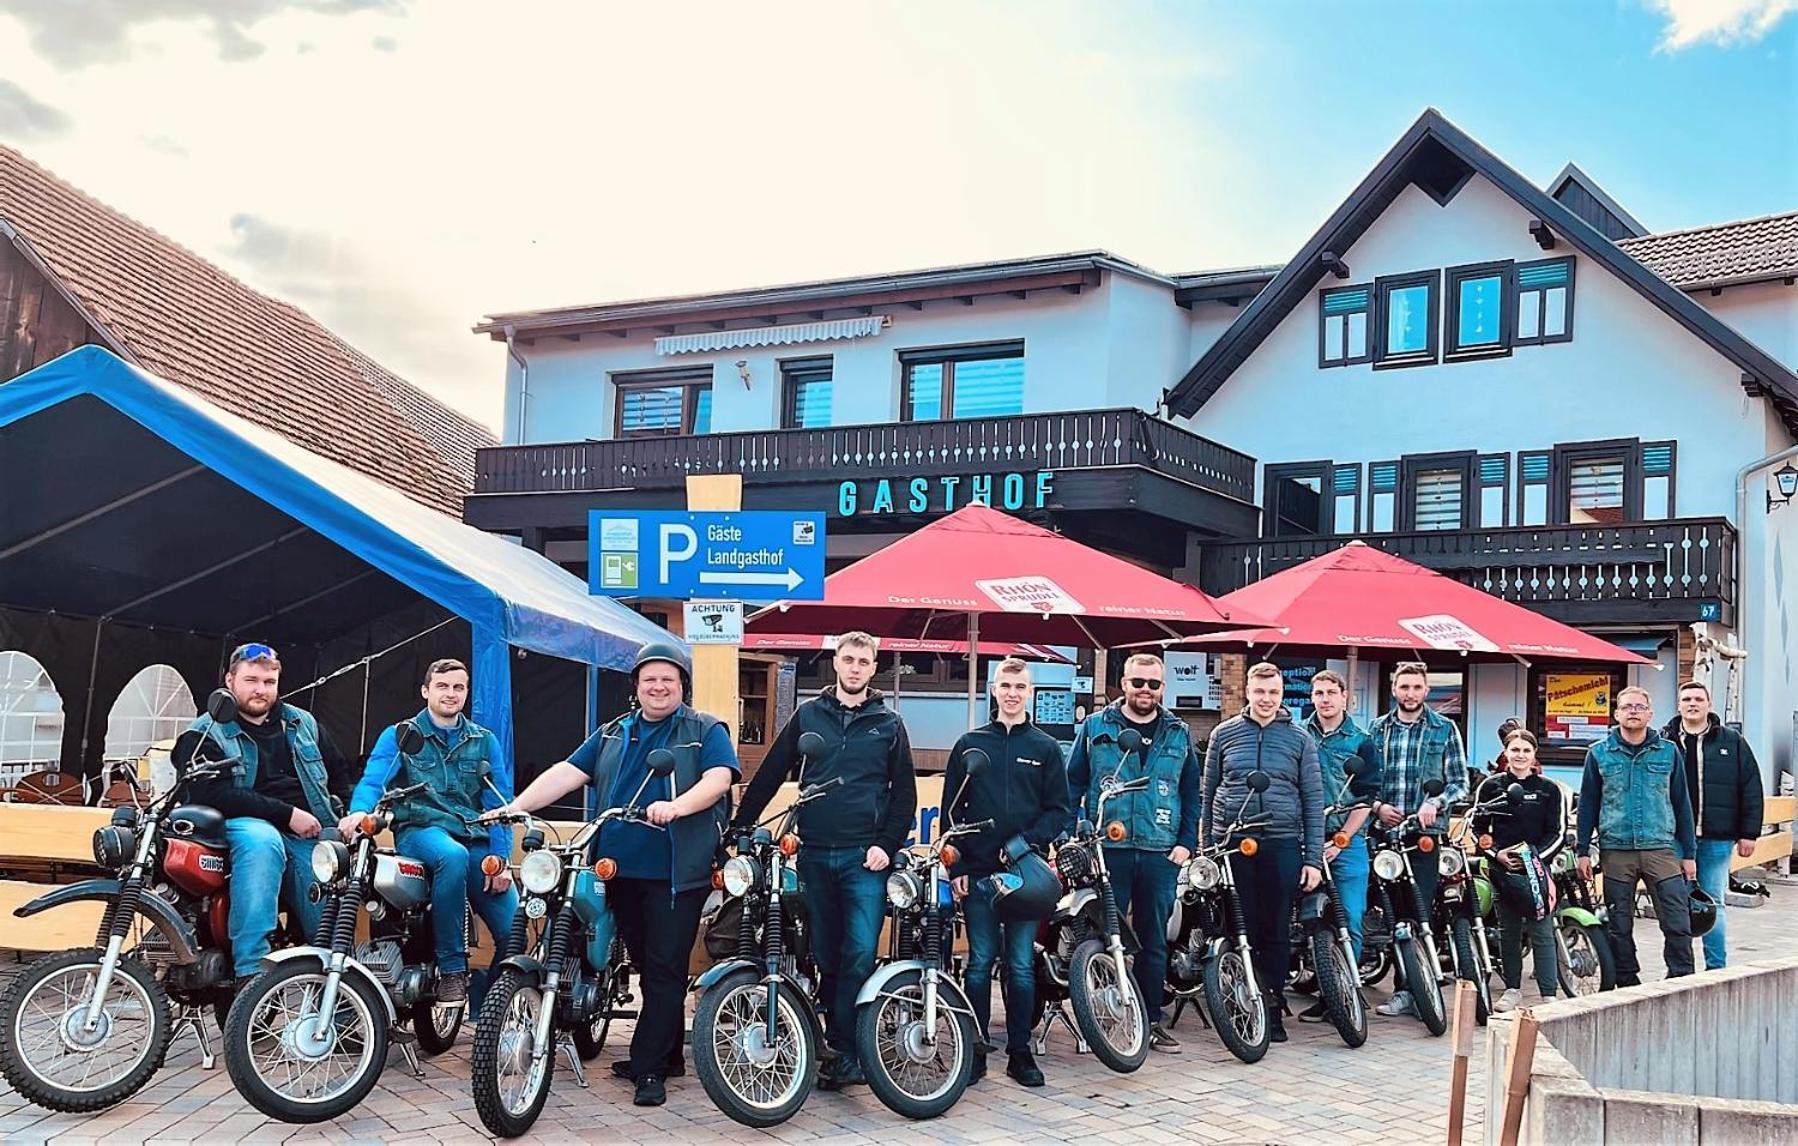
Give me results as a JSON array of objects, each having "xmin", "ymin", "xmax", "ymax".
[
  {"xmin": 187, "ymin": 704, "xmax": 335, "ymax": 823},
  {"xmin": 391, "ymin": 711, "xmax": 495, "ymax": 845},
  {"xmin": 1592, "ymin": 730, "xmax": 1679, "ymax": 852},
  {"xmin": 1304, "ymin": 715, "xmax": 1375, "ymax": 837},
  {"xmin": 587, "ymin": 705, "xmax": 733, "ymax": 895},
  {"xmin": 1077, "ymin": 706, "xmax": 1191, "ymax": 852}
]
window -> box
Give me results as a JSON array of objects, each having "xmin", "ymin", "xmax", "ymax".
[
  {"xmin": 1642, "ymin": 441, "xmax": 1676, "ymax": 519},
  {"xmin": 1374, "ymin": 271, "xmax": 1440, "ymax": 366},
  {"xmin": 1478, "ymin": 454, "xmax": 1509, "ymax": 528},
  {"xmin": 1331, "ymin": 464, "xmax": 1362, "ymax": 533},
  {"xmin": 1318, "ymin": 285, "xmax": 1372, "ymax": 367},
  {"xmin": 1515, "ymin": 257, "xmax": 1575, "ymax": 345},
  {"xmin": 105, "ymin": 665, "xmax": 196, "ymax": 761},
  {"xmin": 1551, "ymin": 439, "xmax": 1651, "ymax": 525},
  {"xmin": 1368, "ymin": 461, "xmax": 1399, "ymax": 532},
  {"xmin": 614, "ymin": 367, "xmax": 713, "ymax": 437},
  {"xmin": 1568, "ymin": 457, "xmax": 1626, "ymax": 524},
  {"xmin": 780, "ymin": 358, "xmax": 834, "ymax": 429},
  {"xmin": 1519, "ymin": 451, "xmax": 1552, "ymax": 526},
  {"xmin": 0, "ymin": 650, "xmax": 64, "ymax": 784},
  {"xmin": 1401, "ymin": 452, "xmax": 1474, "ymax": 531},
  {"xmin": 900, "ymin": 343, "xmax": 1024, "ymax": 421},
  {"xmin": 1264, "ymin": 462, "xmax": 1330, "ymax": 537},
  {"xmin": 1446, "ymin": 261, "xmax": 1512, "ymax": 356}
]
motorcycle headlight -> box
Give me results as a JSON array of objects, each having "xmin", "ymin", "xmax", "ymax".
[
  {"xmin": 1181, "ymin": 856, "xmax": 1221, "ymax": 891},
  {"xmin": 1440, "ymin": 848, "xmax": 1467, "ymax": 878},
  {"xmin": 886, "ymin": 871, "xmax": 922, "ymax": 910},
  {"xmin": 520, "ymin": 849, "xmax": 564, "ymax": 895},
  {"xmin": 310, "ymin": 840, "xmax": 350, "ymax": 885},
  {"xmin": 1054, "ymin": 841, "xmax": 1094, "ymax": 886},
  {"xmin": 1373, "ymin": 849, "xmax": 1406, "ymax": 881},
  {"xmin": 721, "ymin": 856, "xmax": 760, "ymax": 898},
  {"xmin": 91, "ymin": 825, "xmax": 136, "ymax": 869}
]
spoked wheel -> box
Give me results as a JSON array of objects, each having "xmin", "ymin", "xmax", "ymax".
[
  {"xmin": 223, "ymin": 961, "xmax": 388, "ymax": 1123},
  {"xmin": 471, "ymin": 969, "xmax": 554, "ymax": 1139},
  {"xmin": 1556, "ymin": 921, "xmax": 1617, "ymax": 997},
  {"xmin": 692, "ymin": 970, "xmax": 816, "ymax": 1128},
  {"xmin": 410, "ymin": 996, "xmax": 463, "ymax": 1056},
  {"xmin": 1068, "ymin": 939, "xmax": 1148, "ymax": 1073},
  {"xmin": 1450, "ymin": 918, "xmax": 1492, "ymax": 1026},
  {"xmin": 1200, "ymin": 947, "xmax": 1269, "ymax": 1064},
  {"xmin": 1396, "ymin": 937, "xmax": 1448, "ymax": 1037},
  {"xmin": 1310, "ymin": 930, "xmax": 1367, "ymax": 1049},
  {"xmin": 855, "ymin": 970, "xmax": 974, "ymax": 1120},
  {"xmin": 0, "ymin": 948, "xmax": 173, "ymax": 1113}
]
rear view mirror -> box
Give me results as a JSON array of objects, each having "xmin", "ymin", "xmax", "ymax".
[
  {"xmin": 1118, "ymin": 728, "xmax": 1144, "ymax": 755},
  {"xmin": 1247, "ymin": 770, "xmax": 1271, "ymax": 793},
  {"xmin": 646, "ymin": 748, "xmax": 677, "ymax": 777},
  {"xmin": 206, "ymin": 688, "xmax": 239, "ymax": 725},
  {"xmin": 1423, "ymin": 778, "xmax": 1447, "ymax": 797},
  {"xmin": 797, "ymin": 731, "xmax": 827, "ymax": 759},
  {"xmin": 1343, "ymin": 757, "xmax": 1368, "ymax": 776},
  {"xmin": 395, "ymin": 723, "xmax": 426, "ymax": 757},
  {"xmin": 1506, "ymin": 782, "xmax": 1527, "ymax": 803},
  {"xmin": 963, "ymin": 748, "xmax": 990, "ymax": 777}
]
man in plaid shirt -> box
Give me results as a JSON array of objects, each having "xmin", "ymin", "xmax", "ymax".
[{"xmin": 1369, "ymin": 661, "xmax": 1468, "ymax": 1017}]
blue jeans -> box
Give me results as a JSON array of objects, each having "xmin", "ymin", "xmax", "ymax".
[
  {"xmin": 225, "ymin": 817, "xmax": 323, "ymax": 977},
  {"xmin": 796, "ymin": 846, "xmax": 887, "ymax": 1060},
  {"xmin": 1330, "ymin": 837, "xmax": 1371, "ymax": 963},
  {"xmin": 1696, "ymin": 838, "xmax": 1734, "ymax": 970},
  {"xmin": 963, "ymin": 881, "xmax": 1037, "ymax": 1053},
  {"xmin": 395, "ymin": 827, "xmax": 520, "ymax": 975},
  {"xmin": 1100, "ymin": 847, "xmax": 1178, "ymax": 1024}
]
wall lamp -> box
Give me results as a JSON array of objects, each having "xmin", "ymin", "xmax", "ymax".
[{"xmin": 1769, "ymin": 462, "xmax": 1798, "ymax": 512}]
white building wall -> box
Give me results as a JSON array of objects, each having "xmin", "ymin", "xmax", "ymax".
[{"xmin": 1698, "ymin": 280, "xmax": 1798, "ymax": 369}]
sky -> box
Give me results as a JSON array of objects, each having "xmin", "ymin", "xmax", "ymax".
[{"xmin": 1, "ymin": 0, "xmax": 1795, "ymax": 434}]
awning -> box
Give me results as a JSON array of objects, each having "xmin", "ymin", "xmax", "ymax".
[{"xmin": 655, "ymin": 315, "xmax": 888, "ymax": 355}]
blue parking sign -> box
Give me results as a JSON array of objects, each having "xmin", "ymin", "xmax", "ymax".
[{"xmin": 589, "ymin": 510, "xmax": 827, "ymax": 602}]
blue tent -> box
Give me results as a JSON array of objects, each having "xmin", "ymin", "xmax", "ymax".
[{"xmin": 0, "ymin": 346, "xmax": 677, "ymax": 766}]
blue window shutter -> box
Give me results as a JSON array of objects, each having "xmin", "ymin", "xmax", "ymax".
[
  {"xmin": 1480, "ymin": 455, "xmax": 1507, "ymax": 485},
  {"xmin": 1323, "ymin": 287, "xmax": 1371, "ymax": 315},
  {"xmin": 1642, "ymin": 443, "xmax": 1674, "ymax": 476},
  {"xmin": 1370, "ymin": 462, "xmax": 1398, "ymax": 493},
  {"xmin": 1517, "ymin": 260, "xmax": 1570, "ymax": 288},
  {"xmin": 1521, "ymin": 453, "xmax": 1551, "ymax": 482},
  {"xmin": 1333, "ymin": 466, "xmax": 1360, "ymax": 494}
]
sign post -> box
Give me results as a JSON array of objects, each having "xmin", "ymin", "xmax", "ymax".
[{"xmin": 685, "ymin": 477, "xmax": 742, "ymax": 732}]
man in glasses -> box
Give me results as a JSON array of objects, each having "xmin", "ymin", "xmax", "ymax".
[
  {"xmin": 1067, "ymin": 652, "xmax": 1202, "ymax": 1053},
  {"xmin": 1577, "ymin": 686, "xmax": 1697, "ymax": 982},
  {"xmin": 173, "ymin": 643, "xmax": 354, "ymax": 985}
]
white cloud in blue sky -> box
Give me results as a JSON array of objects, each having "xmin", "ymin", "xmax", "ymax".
[{"xmin": 1648, "ymin": 0, "xmax": 1796, "ymax": 49}]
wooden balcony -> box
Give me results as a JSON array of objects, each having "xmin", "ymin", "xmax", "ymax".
[{"xmin": 1198, "ymin": 518, "xmax": 1738, "ymax": 626}]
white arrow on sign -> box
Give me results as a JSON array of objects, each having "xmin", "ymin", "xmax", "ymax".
[{"xmin": 699, "ymin": 568, "xmax": 805, "ymax": 591}]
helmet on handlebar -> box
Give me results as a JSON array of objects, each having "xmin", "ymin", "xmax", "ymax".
[
  {"xmin": 984, "ymin": 838, "xmax": 1061, "ymax": 922},
  {"xmin": 632, "ymin": 641, "xmax": 693, "ymax": 698}
]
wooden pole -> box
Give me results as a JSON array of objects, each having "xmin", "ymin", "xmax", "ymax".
[
  {"xmin": 685, "ymin": 475, "xmax": 742, "ymax": 732},
  {"xmin": 1446, "ymin": 980, "xmax": 1477, "ymax": 1146},
  {"xmin": 1497, "ymin": 1011, "xmax": 1541, "ymax": 1146}
]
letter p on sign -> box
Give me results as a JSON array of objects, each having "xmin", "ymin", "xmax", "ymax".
[{"xmin": 660, "ymin": 524, "xmax": 697, "ymax": 584}]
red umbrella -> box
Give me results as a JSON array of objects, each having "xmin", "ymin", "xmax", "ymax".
[
  {"xmin": 1167, "ymin": 541, "xmax": 1652, "ymax": 665},
  {"xmin": 747, "ymin": 504, "xmax": 1269, "ymax": 724},
  {"xmin": 741, "ymin": 633, "xmax": 1073, "ymax": 663}
]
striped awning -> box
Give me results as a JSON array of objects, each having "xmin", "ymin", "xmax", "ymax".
[{"xmin": 655, "ymin": 315, "xmax": 888, "ymax": 356}]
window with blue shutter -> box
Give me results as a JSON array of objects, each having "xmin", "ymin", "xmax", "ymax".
[
  {"xmin": 1319, "ymin": 285, "xmax": 1372, "ymax": 367},
  {"xmin": 1642, "ymin": 441, "xmax": 1675, "ymax": 518},
  {"xmin": 1368, "ymin": 461, "xmax": 1399, "ymax": 532},
  {"xmin": 1478, "ymin": 453, "xmax": 1509, "ymax": 527},
  {"xmin": 1332, "ymin": 464, "xmax": 1362, "ymax": 533},
  {"xmin": 1519, "ymin": 450, "xmax": 1552, "ymax": 525},
  {"xmin": 901, "ymin": 343, "xmax": 1025, "ymax": 421},
  {"xmin": 1515, "ymin": 258, "xmax": 1575, "ymax": 345}
]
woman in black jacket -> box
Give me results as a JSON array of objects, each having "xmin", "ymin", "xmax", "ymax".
[{"xmin": 1472, "ymin": 729, "xmax": 1564, "ymax": 1011}]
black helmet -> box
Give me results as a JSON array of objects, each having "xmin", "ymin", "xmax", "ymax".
[
  {"xmin": 983, "ymin": 843, "xmax": 1061, "ymax": 922},
  {"xmin": 632, "ymin": 641, "xmax": 693, "ymax": 697},
  {"xmin": 1688, "ymin": 884, "xmax": 1719, "ymax": 938}
]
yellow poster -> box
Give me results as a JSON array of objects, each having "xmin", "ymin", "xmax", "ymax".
[{"xmin": 1545, "ymin": 672, "xmax": 1612, "ymax": 717}]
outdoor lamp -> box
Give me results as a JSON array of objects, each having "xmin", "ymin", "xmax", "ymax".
[{"xmin": 1769, "ymin": 463, "xmax": 1798, "ymax": 512}]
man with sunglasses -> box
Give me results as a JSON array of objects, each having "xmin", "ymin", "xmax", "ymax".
[
  {"xmin": 1066, "ymin": 652, "xmax": 1201, "ymax": 1053},
  {"xmin": 172, "ymin": 643, "xmax": 354, "ymax": 984}
]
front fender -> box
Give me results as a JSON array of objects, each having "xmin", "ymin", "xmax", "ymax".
[
  {"xmin": 855, "ymin": 961, "xmax": 980, "ymax": 1036},
  {"xmin": 258, "ymin": 947, "xmax": 398, "ymax": 1026},
  {"xmin": 692, "ymin": 958, "xmax": 758, "ymax": 994},
  {"xmin": 14, "ymin": 879, "xmax": 200, "ymax": 964},
  {"xmin": 1555, "ymin": 905, "xmax": 1604, "ymax": 929},
  {"xmin": 496, "ymin": 954, "xmax": 547, "ymax": 981},
  {"xmin": 1296, "ymin": 891, "xmax": 1331, "ymax": 926}
]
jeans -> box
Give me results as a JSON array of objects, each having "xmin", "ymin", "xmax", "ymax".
[
  {"xmin": 1695, "ymin": 838, "xmax": 1734, "ymax": 970},
  {"xmin": 1101, "ymin": 847, "xmax": 1179, "ymax": 1024},
  {"xmin": 796, "ymin": 846, "xmax": 888, "ymax": 1060},
  {"xmin": 394, "ymin": 827, "xmax": 519, "ymax": 975},
  {"xmin": 1496, "ymin": 898, "xmax": 1557, "ymax": 996},
  {"xmin": 963, "ymin": 881, "xmax": 1037, "ymax": 1053},
  {"xmin": 610, "ymin": 879, "xmax": 708, "ymax": 1078},
  {"xmin": 1330, "ymin": 839, "xmax": 1371, "ymax": 962},
  {"xmin": 1228, "ymin": 837, "xmax": 1302, "ymax": 1002},
  {"xmin": 1600, "ymin": 848, "xmax": 1694, "ymax": 981},
  {"xmin": 224, "ymin": 817, "xmax": 322, "ymax": 977}
]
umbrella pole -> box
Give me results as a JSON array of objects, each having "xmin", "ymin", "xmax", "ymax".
[
  {"xmin": 967, "ymin": 611, "xmax": 980, "ymax": 729},
  {"xmin": 1348, "ymin": 645, "xmax": 1360, "ymax": 717}
]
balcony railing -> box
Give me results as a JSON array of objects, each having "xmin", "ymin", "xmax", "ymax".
[
  {"xmin": 1199, "ymin": 518, "xmax": 1737, "ymax": 620},
  {"xmin": 474, "ymin": 408, "xmax": 1256, "ymax": 504}
]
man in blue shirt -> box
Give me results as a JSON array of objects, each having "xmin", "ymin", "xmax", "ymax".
[{"xmin": 492, "ymin": 642, "xmax": 736, "ymax": 1108}]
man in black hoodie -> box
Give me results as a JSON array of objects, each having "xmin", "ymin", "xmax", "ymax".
[
  {"xmin": 735, "ymin": 632, "xmax": 917, "ymax": 1090},
  {"xmin": 1665, "ymin": 679, "xmax": 1764, "ymax": 969},
  {"xmin": 944, "ymin": 657, "xmax": 1068, "ymax": 1088}
]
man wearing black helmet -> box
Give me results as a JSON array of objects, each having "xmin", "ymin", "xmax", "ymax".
[
  {"xmin": 490, "ymin": 641, "xmax": 737, "ymax": 1108},
  {"xmin": 733, "ymin": 631, "xmax": 917, "ymax": 1092}
]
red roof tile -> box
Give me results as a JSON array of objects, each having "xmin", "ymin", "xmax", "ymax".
[{"xmin": 1618, "ymin": 211, "xmax": 1798, "ymax": 290}]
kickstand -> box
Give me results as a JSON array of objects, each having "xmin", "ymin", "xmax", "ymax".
[
  {"xmin": 560, "ymin": 1039, "xmax": 589, "ymax": 1089},
  {"xmin": 174, "ymin": 1006, "xmax": 216, "ymax": 1070},
  {"xmin": 395, "ymin": 1036, "xmax": 425, "ymax": 1078},
  {"xmin": 1034, "ymin": 1002, "xmax": 1087, "ymax": 1056}
]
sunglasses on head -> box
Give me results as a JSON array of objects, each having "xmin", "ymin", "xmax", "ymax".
[
  {"xmin": 230, "ymin": 642, "xmax": 277, "ymax": 664},
  {"xmin": 1126, "ymin": 677, "xmax": 1164, "ymax": 690}
]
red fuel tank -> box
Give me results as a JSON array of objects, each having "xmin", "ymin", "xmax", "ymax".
[{"xmin": 164, "ymin": 838, "xmax": 228, "ymax": 897}]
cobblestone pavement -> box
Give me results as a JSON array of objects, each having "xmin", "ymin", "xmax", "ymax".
[{"xmin": 2, "ymin": 891, "xmax": 1788, "ymax": 1144}]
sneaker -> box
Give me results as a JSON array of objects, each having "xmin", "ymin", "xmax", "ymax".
[
  {"xmin": 633, "ymin": 1075, "xmax": 666, "ymax": 1107},
  {"xmin": 436, "ymin": 972, "xmax": 469, "ymax": 1004},
  {"xmin": 1494, "ymin": 988, "xmax": 1523, "ymax": 1014},
  {"xmin": 1297, "ymin": 999, "xmax": 1329, "ymax": 1023},
  {"xmin": 1375, "ymin": 990, "xmax": 1415, "ymax": 1017},
  {"xmin": 1268, "ymin": 1008, "xmax": 1288, "ymax": 1044},
  {"xmin": 969, "ymin": 1051, "xmax": 987, "ymax": 1085},
  {"xmin": 818, "ymin": 1058, "xmax": 865, "ymax": 1091},
  {"xmin": 1006, "ymin": 1051, "xmax": 1045, "ymax": 1088},
  {"xmin": 1148, "ymin": 1024, "xmax": 1182, "ymax": 1053}
]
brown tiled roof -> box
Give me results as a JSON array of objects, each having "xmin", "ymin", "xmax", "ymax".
[
  {"xmin": 1618, "ymin": 211, "xmax": 1798, "ymax": 290},
  {"xmin": 0, "ymin": 144, "xmax": 484, "ymax": 515},
  {"xmin": 336, "ymin": 337, "xmax": 496, "ymax": 483}
]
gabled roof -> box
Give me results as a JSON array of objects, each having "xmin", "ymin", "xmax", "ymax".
[
  {"xmin": 1548, "ymin": 162, "xmax": 1648, "ymax": 240},
  {"xmin": 0, "ymin": 144, "xmax": 492, "ymax": 515},
  {"xmin": 1619, "ymin": 211, "xmax": 1798, "ymax": 291},
  {"xmin": 1164, "ymin": 110, "xmax": 1798, "ymax": 433}
]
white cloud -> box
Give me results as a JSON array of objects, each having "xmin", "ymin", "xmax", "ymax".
[{"xmin": 1649, "ymin": 0, "xmax": 1797, "ymax": 50}]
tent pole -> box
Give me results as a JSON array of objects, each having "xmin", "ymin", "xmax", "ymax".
[
  {"xmin": 360, "ymin": 660, "xmax": 372, "ymax": 755},
  {"xmin": 76, "ymin": 619, "xmax": 104, "ymax": 784},
  {"xmin": 967, "ymin": 612, "xmax": 980, "ymax": 729},
  {"xmin": 1348, "ymin": 645, "xmax": 1360, "ymax": 718}
]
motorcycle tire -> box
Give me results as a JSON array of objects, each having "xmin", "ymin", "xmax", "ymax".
[
  {"xmin": 1450, "ymin": 918, "xmax": 1492, "ymax": 1026},
  {"xmin": 1068, "ymin": 939, "xmax": 1149, "ymax": 1073},
  {"xmin": 1396, "ymin": 936, "xmax": 1448, "ymax": 1037},
  {"xmin": 1310, "ymin": 929, "xmax": 1367, "ymax": 1049},
  {"xmin": 411, "ymin": 996, "xmax": 463, "ymax": 1056},
  {"xmin": 0, "ymin": 947, "xmax": 174, "ymax": 1113},
  {"xmin": 1556, "ymin": 921, "xmax": 1618, "ymax": 998},
  {"xmin": 471, "ymin": 968, "xmax": 555, "ymax": 1138},
  {"xmin": 692, "ymin": 969, "xmax": 817, "ymax": 1128},
  {"xmin": 1200, "ymin": 946, "xmax": 1270, "ymax": 1065},
  {"xmin": 855, "ymin": 969, "xmax": 974, "ymax": 1120},
  {"xmin": 223, "ymin": 959, "xmax": 389, "ymax": 1123}
]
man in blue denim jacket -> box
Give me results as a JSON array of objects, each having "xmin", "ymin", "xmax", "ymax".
[{"xmin": 1067, "ymin": 652, "xmax": 1201, "ymax": 1054}]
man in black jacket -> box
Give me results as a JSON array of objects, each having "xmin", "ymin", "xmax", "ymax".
[
  {"xmin": 1665, "ymin": 679, "xmax": 1764, "ymax": 969},
  {"xmin": 944, "ymin": 657, "xmax": 1068, "ymax": 1088},
  {"xmin": 735, "ymin": 632, "xmax": 917, "ymax": 1090}
]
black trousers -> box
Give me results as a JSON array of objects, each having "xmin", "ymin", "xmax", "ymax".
[
  {"xmin": 1228, "ymin": 837, "xmax": 1302, "ymax": 1000},
  {"xmin": 610, "ymin": 878, "xmax": 708, "ymax": 1078}
]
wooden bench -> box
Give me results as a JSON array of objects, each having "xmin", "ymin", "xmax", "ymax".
[{"xmin": 1734, "ymin": 794, "xmax": 1795, "ymax": 874}]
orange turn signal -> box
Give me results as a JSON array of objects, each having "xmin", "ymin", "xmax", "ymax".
[
  {"xmin": 1106, "ymin": 822, "xmax": 1128, "ymax": 843},
  {"xmin": 1418, "ymin": 835, "xmax": 1437, "ymax": 853},
  {"xmin": 779, "ymin": 834, "xmax": 801, "ymax": 857},
  {"xmin": 480, "ymin": 855, "xmax": 505, "ymax": 877},
  {"xmin": 1478, "ymin": 834, "xmax": 1494, "ymax": 850},
  {"xmin": 1238, "ymin": 837, "xmax": 1259, "ymax": 857},
  {"xmin": 358, "ymin": 815, "xmax": 378, "ymax": 838},
  {"xmin": 940, "ymin": 844, "xmax": 960, "ymax": 868},
  {"xmin": 711, "ymin": 870, "xmax": 724, "ymax": 890},
  {"xmin": 592, "ymin": 857, "xmax": 618, "ymax": 881},
  {"xmin": 1331, "ymin": 832, "xmax": 1351, "ymax": 850}
]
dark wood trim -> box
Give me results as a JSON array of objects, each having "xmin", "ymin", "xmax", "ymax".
[
  {"xmin": 1262, "ymin": 460, "xmax": 1332, "ymax": 538},
  {"xmin": 1398, "ymin": 449, "xmax": 1476, "ymax": 532},
  {"xmin": 778, "ymin": 356, "xmax": 834, "ymax": 430},
  {"xmin": 1317, "ymin": 282, "xmax": 1374, "ymax": 368},
  {"xmin": 899, "ymin": 341, "xmax": 1025, "ymax": 423},
  {"xmin": 1549, "ymin": 437, "xmax": 1642, "ymax": 526},
  {"xmin": 1372, "ymin": 269, "xmax": 1441, "ymax": 369},
  {"xmin": 611, "ymin": 365, "xmax": 714, "ymax": 439},
  {"xmin": 1443, "ymin": 259, "xmax": 1515, "ymax": 359},
  {"xmin": 1513, "ymin": 256, "xmax": 1577, "ymax": 347}
]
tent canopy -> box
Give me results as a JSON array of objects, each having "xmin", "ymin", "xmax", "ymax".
[{"xmin": 0, "ymin": 346, "xmax": 675, "ymax": 760}]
